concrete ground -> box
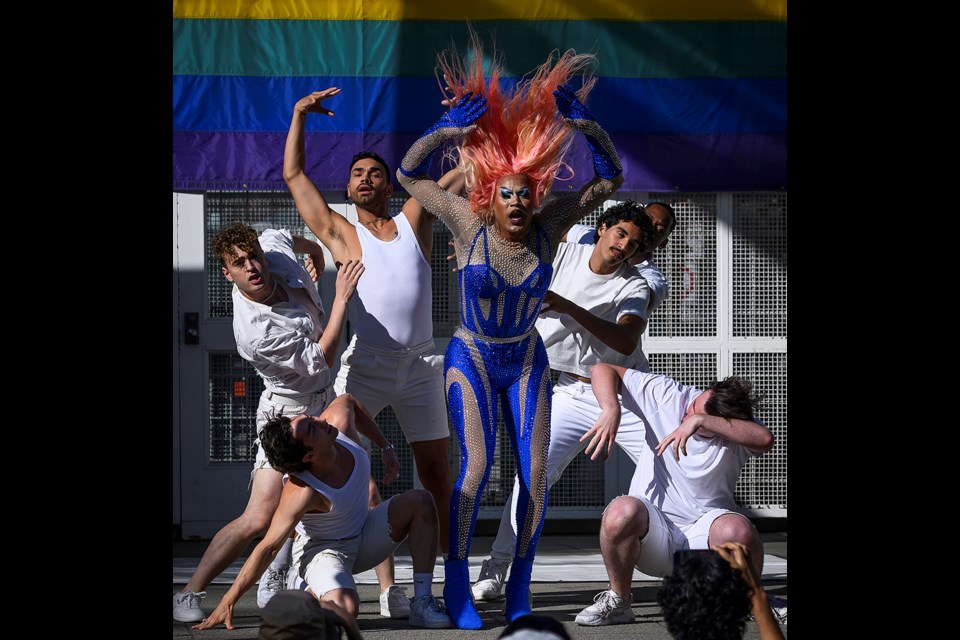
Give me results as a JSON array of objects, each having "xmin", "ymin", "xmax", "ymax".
[{"xmin": 173, "ymin": 531, "xmax": 787, "ymax": 639}]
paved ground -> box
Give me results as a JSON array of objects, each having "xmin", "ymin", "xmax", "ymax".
[{"xmin": 173, "ymin": 532, "xmax": 787, "ymax": 639}]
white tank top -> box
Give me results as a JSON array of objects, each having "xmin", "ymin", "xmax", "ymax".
[
  {"xmin": 353, "ymin": 212, "xmax": 433, "ymax": 349},
  {"xmin": 288, "ymin": 432, "xmax": 370, "ymax": 540}
]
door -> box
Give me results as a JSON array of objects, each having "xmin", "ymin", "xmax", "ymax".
[{"xmin": 174, "ymin": 191, "xmax": 340, "ymax": 539}]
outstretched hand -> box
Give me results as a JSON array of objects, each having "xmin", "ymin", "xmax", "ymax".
[
  {"xmin": 554, "ymin": 84, "xmax": 596, "ymax": 122},
  {"xmin": 580, "ymin": 405, "xmax": 621, "ymax": 462},
  {"xmin": 191, "ymin": 601, "xmax": 234, "ymax": 631},
  {"xmin": 435, "ymin": 91, "xmax": 488, "ymax": 131},
  {"xmin": 296, "ymin": 87, "xmax": 341, "ymax": 116}
]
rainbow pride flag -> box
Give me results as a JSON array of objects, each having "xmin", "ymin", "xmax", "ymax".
[{"xmin": 173, "ymin": 1, "xmax": 786, "ymax": 192}]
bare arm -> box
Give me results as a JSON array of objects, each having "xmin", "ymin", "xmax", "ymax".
[
  {"xmin": 326, "ymin": 394, "xmax": 400, "ymax": 486},
  {"xmin": 316, "ymin": 260, "xmax": 363, "ymax": 369},
  {"xmin": 539, "ymin": 291, "xmax": 645, "ymax": 355},
  {"xmin": 713, "ymin": 542, "xmax": 785, "ymax": 640},
  {"xmin": 193, "ymin": 482, "xmax": 317, "ymax": 630},
  {"xmin": 579, "ymin": 363, "xmax": 632, "ymax": 462},
  {"xmin": 292, "ymin": 235, "xmax": 326, "ymax": 283},
  {"xmin": 656, "ymin": 412, "xmax": 774, "ymax": 461},
  {"xmin": 283, "ymin": 88, "xmax": 358, "ymax": 266}
]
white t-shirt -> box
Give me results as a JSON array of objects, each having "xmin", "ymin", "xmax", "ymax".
[
  {"xmin": 567, "ymin": 222, "xmax": 668, "ymax": 312},
  {"xmin": 621, "ymin": 368, "xmax": 759, "ymax": 527},
  {"xmin": 535, "ymin": 242, "xmax": 650, "ymax": 377},
  {"xmin": 567, "ymin": 222, "xmax": 667, "ymax": 372},
  {"xmin": 232, "ymin": 228, "xmax": 332, "ymax": 396}
]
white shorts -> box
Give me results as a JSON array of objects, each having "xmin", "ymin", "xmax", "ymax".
[
  {"xmin": 334, "ymin": 336, "xmax": 449, "ymax": 443},
  {"xmin": 289, "ymin": 498, "xmax": 400, "ymax": 597},
  {"xmin": 616, "ymin": 496, "xmax": 742, "ymax": 578},
  {"xmin": 251, "ymin": 385, "xmax": 335, "ymax": 482}
]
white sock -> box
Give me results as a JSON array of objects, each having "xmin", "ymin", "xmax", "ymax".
[
  {"xmin": 269, "ymin": 537, "xmax": 293, "ymax": 571},
  {"xmin": 413, "ymin": 573, "xmax": 433, "ymax": 599}
]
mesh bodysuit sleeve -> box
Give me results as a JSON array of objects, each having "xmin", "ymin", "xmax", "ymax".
[
  {"xmin": 536, "ymin": 119, "xmax": 623, "ymax": 249},
  {"xmin": 397, "ymin": 135, "xmax": 479, "ymax": 266}
]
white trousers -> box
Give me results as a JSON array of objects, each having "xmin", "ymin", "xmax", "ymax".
[{"xmin": 489, "ymin": 374, "xmax": 649, "ymax": 562}]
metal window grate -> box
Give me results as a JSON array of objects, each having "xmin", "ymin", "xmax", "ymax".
[
  {"xmin": 646, "ymin": 353, "xmax": 719, "ymax": 390},
  {"xmin": 366, "ymin": 405, "xmax": 417, "ymax": 498},
  {"xmin": 732, "ymin": 193, "xmax": 787, "ymax": 338},
  {"xmin": 205, "ymin": 192, "xmax": 316, "ymax": 319},
  {"xmin": 196, "ymin": 190, "xmax": 786, "ymax": 516},
  {"xmin": 208, "ymin": 353, "xmax": 265, "ymax": 462},
  {"xmin": 732, "ymin": 352, "xmax": 787, "ymax": 509},
  {"xmin": 646, "ymin": 194, "xmax": 718, "ymax": 338}
]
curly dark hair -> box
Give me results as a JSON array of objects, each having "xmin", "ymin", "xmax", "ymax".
[
  {"xmin": 211, "ymin": 223, "xmax": 259, "ymax": 268},
  {"xmin": 259, "ymin": 414, "xmax": 310, "ymax": 475},
  {"xmin": 645, "ymin": 201, "xmax": 678, "ymax": 235},
  {"xmin": 705, "ymin": 376, "xmax": 763, "ymax": 421},
  {"xmin": 590, "ymin": 199, "xmax": 655, "ymax": 257},
  {"xmin": 658, "ymin": 549, "xmax": 751, "ymax": 640}
]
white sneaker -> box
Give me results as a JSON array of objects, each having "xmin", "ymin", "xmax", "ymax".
[
  {"xmin": 575, "ymin": 589, "xmax": 635, "ymax": 626},
  {"xmin": 471, "ymin": 557, "xmax": 509, "ymax": 601},
  {"xmin": 379, "ymin": 585, "xmax": 411, "ymax": 618},
  {"xmin": 257, "ymin": 566, "xmax": 288, "ymax": 608},
  {"xmin": 173, "ymin": 590, "xmax": 206, "ymax": 622},
  {"xmin": 409, "ymin": 595, "xmax": 453, "ymax": 629}
]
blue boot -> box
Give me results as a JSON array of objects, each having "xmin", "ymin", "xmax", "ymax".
[
  {"xmin": 443, "ymin": 559, "xmax": 482, "ymax": 629},
  {"xmin": 504, "ymin": 555, "xmax": 534, "ymax": 622}
]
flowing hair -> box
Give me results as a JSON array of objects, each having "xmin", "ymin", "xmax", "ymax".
[{"xmin": 437, "ymin": 31, "xmax": 597, "ymax": 215}]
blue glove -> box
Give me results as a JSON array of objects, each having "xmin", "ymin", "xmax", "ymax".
[
  {"xmin": 399, "ymin": 92, "xmax": 488, "ymax": 177},
  {"xmin": 553, "ymin": 84, "xmax": 621, "ymax": 180},
  {"xmin": 431, "ymin": 91, "xmax": 488, "ymax": 132},
  {"xmin": 554, "ymin": 84, "xmax": 596, "ymax": 122}
]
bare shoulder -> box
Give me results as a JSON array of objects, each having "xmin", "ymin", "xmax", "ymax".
[
  {"xmin": 323, "ymin": 397, "xmax": 354, "ymax": 424},
  {"xmin": 284, "ymin": 475, "xmax": 331, "ymax": 512},
  {"xmin": 402, "ymin": 199, "xmax": 436, "ymax": 234}
]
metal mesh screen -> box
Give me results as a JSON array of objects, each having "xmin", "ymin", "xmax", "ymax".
[
  {"xmin": 732, "ymin": 193, "xmax": 787, "ymax": 338},
  {"xmin": 365, "ymin": 405, "xmax": 418, "ymax": 499},
  {"xmin": 732, "ymin": 352, "xmax": 787, "ymax": 509},
  {"xmin": 205, "ymin": 192, "xmax": 316, "ymax": 318},
  {"xmin": 196, "ymin": 190, "xmax": 786, "ymax": 515},
  {"xmin": 208, "ymin": 353, "xmax": 265, "ymax": 462},
  {"xmin": 646, "ymin": 353, "xmax": 719, "ymax": 391},
  {"xmin": 646, "ymin": 194, "xmax": 717, "ymax": 338}
]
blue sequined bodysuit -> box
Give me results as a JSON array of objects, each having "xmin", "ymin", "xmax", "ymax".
[
  {"xmin": 445, "ymin": 222, "xmax": 554, "ymax": 565},
  {"xmin": 396, "ymin": 109, "xmax": 623, "ymax": 627}
]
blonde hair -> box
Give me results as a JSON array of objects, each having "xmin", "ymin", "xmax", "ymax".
[{"xmin": 438, "ymin": 32, "xmax": 597, "ymax": 214}]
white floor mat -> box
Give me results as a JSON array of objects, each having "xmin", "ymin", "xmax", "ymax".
[{"xmin": 174, "ymin": 552, "xmax": 786, "ymax": 585}]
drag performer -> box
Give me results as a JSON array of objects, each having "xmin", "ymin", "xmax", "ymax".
[{"xmin": 397, "ymin": 36, "xmax": 624, "ymax": 628}]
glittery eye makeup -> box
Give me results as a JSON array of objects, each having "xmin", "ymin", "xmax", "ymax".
[{"xmin": 499, "ymin": 187, "xmax": 531, "ymax": 200}]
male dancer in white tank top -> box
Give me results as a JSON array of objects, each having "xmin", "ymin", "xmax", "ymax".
[
  {"xmin": 192, "ymin": 394, "xmax": 452, "ymax": 631},
  {"xmin": 284, "ymin": 88, "xmax": 462, "ymax": 613}
]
